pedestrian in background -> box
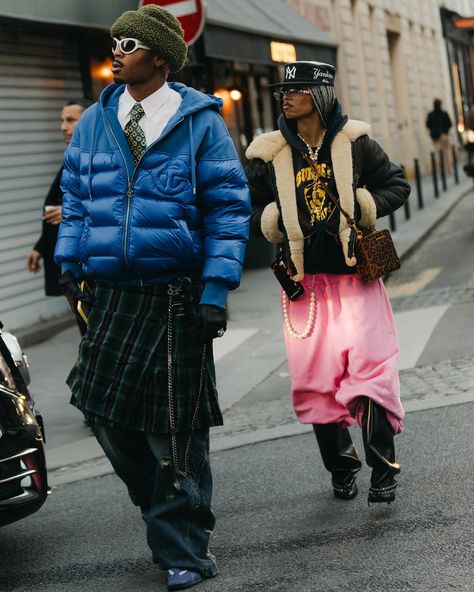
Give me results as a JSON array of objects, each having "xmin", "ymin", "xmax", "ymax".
[
  {"xmin": 55, "ymin": 5, "xmax": 250, "ymax": 591},
  {"xmin": 26, "ymin": 99, "xmax": 92, "ymax": 299},
  {"xmin": 246, "ymin": 61, "xmax": 410, "ymax": 505},
  {"xmin": 426, "ymin": 98, "xmax": 453, "ymax": 174}
]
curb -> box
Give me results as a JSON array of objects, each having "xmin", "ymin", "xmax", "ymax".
[
  {"xmin": 46, "ymin": 392, "xmax": 474, "ymax": 488},
  {"xmin": 15, "ymin": 313, "xmax": 75, "ymax": 349}
]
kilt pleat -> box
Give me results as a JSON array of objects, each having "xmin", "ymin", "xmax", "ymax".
[{"xmin": 67, "ymin": 281, "xmax": 223, "ymax": 433}]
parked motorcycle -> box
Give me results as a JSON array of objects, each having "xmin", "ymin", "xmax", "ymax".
[{"xmin": 0, "ymin": 322, "xmax": 49, "ymax": 527}]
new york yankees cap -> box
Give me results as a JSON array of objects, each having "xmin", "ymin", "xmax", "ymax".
[{"xmin": 269, "ymin": 61, "xmax": 336, "ymax": 87}]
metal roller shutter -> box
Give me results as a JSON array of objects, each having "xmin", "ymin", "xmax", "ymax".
[{"xmin": 0, "ymin": 26, "xmax": 84, "ymax": 331}]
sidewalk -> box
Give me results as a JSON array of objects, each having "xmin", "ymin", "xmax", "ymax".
[{"xmin": 26, "ymin": 170, "xmax": 472, "ymax": 486}]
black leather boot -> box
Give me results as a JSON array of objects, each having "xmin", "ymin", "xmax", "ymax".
[
  {"xmin": 313, "ymin": 423, "xmax": 362, "ymax": 500},
  {"xmin": 362, "ymin": 398, "xmax": 400, "ymax": 504}
]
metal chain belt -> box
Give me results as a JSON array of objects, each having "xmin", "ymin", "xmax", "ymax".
[{"xmin": 167, "ymin": 284, "xmax": 207, "ymax": 477}]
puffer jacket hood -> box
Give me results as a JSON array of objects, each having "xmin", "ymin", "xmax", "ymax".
[
  {"xmin": 55, "ymin": 82, "xmax": 250, "ymax": 290},
  {"xmin": 100, "ymin": 81, "xmax": 223, "ymax": 115}
]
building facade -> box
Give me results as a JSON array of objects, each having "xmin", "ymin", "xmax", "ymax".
[{"xmin": 286, "ymin": 0, "xmax": 474, "ymax": 174}]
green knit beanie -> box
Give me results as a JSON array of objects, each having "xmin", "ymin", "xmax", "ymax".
[{"xmin": 110, "ymin": 5, "xmax": 188, "ymax": 73}]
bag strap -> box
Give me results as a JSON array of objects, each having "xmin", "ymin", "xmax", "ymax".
[{"xmin": 302, "ymin": 152, "xmax": 358, "ymax": 231}]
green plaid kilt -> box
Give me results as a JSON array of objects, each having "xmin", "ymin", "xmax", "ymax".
[{"xmin": 67, "ymin": 281, "xmax": 223, "ymax": 433}]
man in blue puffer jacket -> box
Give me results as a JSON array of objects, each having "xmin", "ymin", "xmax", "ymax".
[{"xmin": 55, "ymin": 5, "xmax": 250, "ymax": 590}]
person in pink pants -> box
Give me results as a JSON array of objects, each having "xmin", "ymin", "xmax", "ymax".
[{"xmin": 246, "ymin": 61, "xmax": 410, "ymax": 504}]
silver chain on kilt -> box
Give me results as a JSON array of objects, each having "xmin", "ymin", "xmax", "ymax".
[{"xmin": 167, "ymin": 284, "xmax": 207, "ymax": 477}]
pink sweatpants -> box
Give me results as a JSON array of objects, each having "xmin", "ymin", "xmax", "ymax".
[{"xmin": 283, "ymin": 273, "xmax": 404, "ymax": 434}]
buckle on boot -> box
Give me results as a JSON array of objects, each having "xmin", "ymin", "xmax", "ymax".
[
  {"xmin": 368, "ymin": 480, "xmax": 397, "ymax": 505},
  {"xmin": 332, "ymin": 474, "xmax": 358, "ymax": 500}
]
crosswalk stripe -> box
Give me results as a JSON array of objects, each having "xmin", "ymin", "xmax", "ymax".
[
  {"xmin": 394, "ymin": 304, "xmax": 449, "ymax": 370},
  {"xmin": 387, "ymin": 267, "xmax": 441, "ymax": 298}
]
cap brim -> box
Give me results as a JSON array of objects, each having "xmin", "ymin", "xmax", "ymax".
[{"xmin": 268, "ymin": 81, "xmax": 312, "ymax": 87}]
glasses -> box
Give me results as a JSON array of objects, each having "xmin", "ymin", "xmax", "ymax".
[
  {"xmin": 273, "ymin": 88, "xmax": 311, "ymax": 101},
  {"xmin": 112, "ymin": 37, "xmax": 151, "ymax": 54}
]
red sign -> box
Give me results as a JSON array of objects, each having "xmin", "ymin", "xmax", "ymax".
[{"xmin": 139, "ymin": 0, "xmax": 205, "ymax": 45}]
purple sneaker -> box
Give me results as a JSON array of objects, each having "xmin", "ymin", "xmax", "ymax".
[{"xmin": 167, "ymin": 568, "xmax": 203, "ymax": 591}]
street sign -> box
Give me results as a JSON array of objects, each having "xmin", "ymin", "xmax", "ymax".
[{"xmin": 139, "ymin": 0, "xmax": 205, "ymax": 45}]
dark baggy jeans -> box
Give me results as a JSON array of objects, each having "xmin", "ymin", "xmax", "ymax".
[{"xmin": 92, "ymin": 424, "xmax": 218, "ymax": 577}]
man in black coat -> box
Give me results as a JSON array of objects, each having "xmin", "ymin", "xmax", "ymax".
[
  {"xmin": 26, "ymin": 99, "xmax": 92, "ymax": 296},
  {"xmin": 426, "ymin": 98, "xmax": 453, "ymax": 174}
]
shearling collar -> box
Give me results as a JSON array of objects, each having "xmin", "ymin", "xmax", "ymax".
[{"xmin": 246, "ymin": 119, "xmax": 371, "ymax": 163}]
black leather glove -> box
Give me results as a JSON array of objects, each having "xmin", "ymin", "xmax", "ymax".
[
  {"xmin": 197, "ymin": 305, "xmax": 227, "ymax": 343},
  {"xmin": 58, "ymin": 270, "xmax": 94, "ymax": 313}
]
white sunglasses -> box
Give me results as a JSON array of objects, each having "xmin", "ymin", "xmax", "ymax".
[{"xmin": 112, "ymin": 37, "xmax": 151, "ymax": 54}]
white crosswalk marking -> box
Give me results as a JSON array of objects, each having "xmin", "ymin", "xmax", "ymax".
[
  {"xmin": 387, "ymin": 267, "xmax": 441, "ymax": 298},
  {"xmin": 394, "ymin": 305, "xmax": 449, "ymax": 370},
  {"xmin": 213, "ymin": 328, "xmax": 257, "ymax": 362}
]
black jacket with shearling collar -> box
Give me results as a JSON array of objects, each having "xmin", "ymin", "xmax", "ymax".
[{"xmin": 245, "ymin": 117, "xmax": 410, "ymax": 280}]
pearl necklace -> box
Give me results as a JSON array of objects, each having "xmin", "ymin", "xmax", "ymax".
[
  {"xmin": 298, "ymin": 129, "xmax": 326, "ymax": 164},
  {"xmin": 282, "ymin": 290, "xmax": 316, "ymax": 339}
]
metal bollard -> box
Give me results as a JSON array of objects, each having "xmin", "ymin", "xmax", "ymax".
[
  {"xmin": 452, "ymin": 145, "xmax": 459, "ymax": 185},
  {"xmin": 400, "ymin": 165, "xmax": 410, "ymax": 219},
  {"xmin": 414, "ymin": 158, "xmax": 424, "ymax": 209},
  {"xmin": 439, "ymin": 150, "xmax": 447, "ymax": 191},
  {"xmin": 389, "ymin": 211, "xmax": 396, "ymax": 231},
  {"xmin": 431, "ymin": 152, "xmax": 439, "ymax": 198}
]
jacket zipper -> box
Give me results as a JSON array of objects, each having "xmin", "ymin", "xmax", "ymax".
[
  {"xmin": 102, "ymin": 107, "xmax": 184, "ymax": 281},
  {"xmin": 103, "ymin": 114, "xmax": 133, "ymax": 273}
]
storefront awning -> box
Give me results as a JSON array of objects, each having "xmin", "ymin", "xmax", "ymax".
[
  {"xmin": 0, "ymin": 0, "xmax": 337, "ymax": 64},
  {"xmin": 204, "ymin": 0, "xmax": 338, "ymax": 66}
]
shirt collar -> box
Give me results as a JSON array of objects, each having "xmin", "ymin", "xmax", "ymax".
[{"xmin": 122, "ymin": 83, "xmax": 171, "ymax": 120}]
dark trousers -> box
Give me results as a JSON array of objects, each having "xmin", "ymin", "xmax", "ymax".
[{"xmin": 92, "ymin": 424, "xmax": 218, "ymax": 577}]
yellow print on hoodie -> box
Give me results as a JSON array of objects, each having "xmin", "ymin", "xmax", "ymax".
[{"xmin": 295, "ymin": 162, "xmax": 333, "ymax": 224}]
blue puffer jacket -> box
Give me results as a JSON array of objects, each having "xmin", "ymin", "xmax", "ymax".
[{"xmin": 54, "ymin": 82, "xmax": 250, "ymax": 306}]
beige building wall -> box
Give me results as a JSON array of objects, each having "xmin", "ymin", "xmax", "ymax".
[{"xmin": 286, "ymin": 0, "xmax": 474, "ymax": 175}]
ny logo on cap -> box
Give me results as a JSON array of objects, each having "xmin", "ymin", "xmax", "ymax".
[{"xmin": 285, "ymin": 66, "xmax": 296, "ymax": 80}]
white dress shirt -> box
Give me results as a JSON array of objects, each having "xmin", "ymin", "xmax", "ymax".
[{"xmin": 117, "ymin": 83, "xmax": 182, "ymax": 147}]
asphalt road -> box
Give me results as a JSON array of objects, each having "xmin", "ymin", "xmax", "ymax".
[{"xmin": 0, "ymin": 402, "xmax": 473, "ymax": 592}]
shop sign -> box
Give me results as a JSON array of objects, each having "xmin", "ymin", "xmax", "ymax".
[
  {"xmin": 139, "ymin": 0, "xmax": 205, "ymax": 45},
  {"xmin": 270, "ymin": 41, "xmax": 297, "ymax": 63},
  {"xmin": 454, "ymin": 17, "xmax": 474, "ymax": 29}
]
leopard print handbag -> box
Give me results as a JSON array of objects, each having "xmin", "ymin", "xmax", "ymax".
[{"xmin": 354, "ymin": 227, "xmax": 400, "ymax": 282}]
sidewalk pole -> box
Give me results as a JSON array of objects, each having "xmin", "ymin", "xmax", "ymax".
[
  {"xmin": 439, "ymin": 150, "xmax": 447, "ymax": 192},
  {"xmin": 401, "ymin": 165, "xmax": 410, "ymax": 219},
  {"xmin": 389, "ymin": 212, "xmax": 396, "ymax": 231},
  {"xmin": 414, "ymin": 158, "xmax": 424, "ymax": 209},
  {"xmin": 431, "ymin": 152, "xmax": 439, "ymax": 198},
  {"xmin": 452, "ymin": 145, "xmax": 459, "ymax": 185}
]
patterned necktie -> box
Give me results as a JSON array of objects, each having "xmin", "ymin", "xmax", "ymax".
[{"xmin": 124, "ymin": 103, "xmax": 146, "ymax": 165}]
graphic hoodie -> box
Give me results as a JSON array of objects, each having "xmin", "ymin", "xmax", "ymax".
[{"xmin": 278, "ymin": 100, "xmax": 356, "ymax": 275}]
